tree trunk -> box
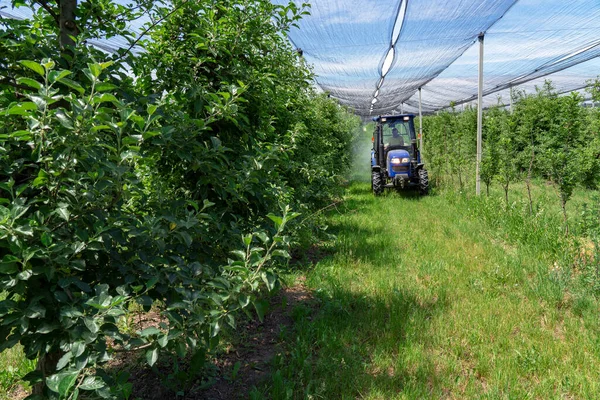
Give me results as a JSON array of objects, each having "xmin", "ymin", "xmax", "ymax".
[
  {"xmin": 59, "ymin": 0, "xmax": 78, "ymax": 49},
  {"xmin": 503, "ymin": 181, "xmax": 509, "ymax": 204},
  {"xmin": 561, "ymin": 195, "xmax": 569, "ymax": 236},
  {"xmin": 32, "ymin": 351, "xmax": 63, "ymax": 396}
]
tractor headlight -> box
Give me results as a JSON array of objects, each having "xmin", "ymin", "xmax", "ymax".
[{"xmin": 391, "ymin": 157, "xmax": 410, "ymax": 164}]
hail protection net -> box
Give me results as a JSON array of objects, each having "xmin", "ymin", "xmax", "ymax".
[
  {"xmin": 2, "ymin": 0, "xmax": 600, "ymax": 115},
  {"xmin": 0, "ymin": 0, "xmax": 149, "ymax": 54},
  {"xmin": 273, "ymin": 0, "xmax": 600, "ymax": 116}
]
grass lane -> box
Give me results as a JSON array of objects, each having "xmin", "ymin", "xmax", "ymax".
[{"xmin": 266, "ymin": 182, "xmax": 600, "ymax": 399}]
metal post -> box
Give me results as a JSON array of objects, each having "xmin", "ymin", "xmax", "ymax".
[
  {"xmin": 509, "ymin": 85, "xmax": 513, "ymax": 114},
  {"xmin": 401, "ymin": 103, "xmax": 404, "ymax": 114},
  {"xmin": 418, "ymin": 87, "xmax": 423, "ymax": 151},
  {"xmin": 476, "ymin": 32, "xmax": 484, "ymax": 196}
]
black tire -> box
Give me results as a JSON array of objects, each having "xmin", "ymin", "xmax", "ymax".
[
  {"xmin": 418, "ymin": 168, "xmax": 429, "ymax": 195},
  {"xmin": 372, "ymin": 170, "xmax": 383, "ymax": 196}
]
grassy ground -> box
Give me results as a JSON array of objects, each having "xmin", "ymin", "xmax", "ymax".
[
  {"xmin": 0, "ymin": 292, "xmax": 35, "ymax": 399},
  {"xmin": 3, "ymin": 139, "xmax": 600, "ymax": 398},
  {"xmin": 256, "ymin": 182, "xmax": 600, "ymax": 399}
]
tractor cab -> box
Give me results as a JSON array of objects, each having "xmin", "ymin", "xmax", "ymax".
[{"xmin": 371, "ymin": 114, "xmax": 428, "ymax": 195}]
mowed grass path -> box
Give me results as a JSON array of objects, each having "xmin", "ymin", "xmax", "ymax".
[{"xmin": 278, "ymin": 183, "xmax": 600, "ymax": 399}]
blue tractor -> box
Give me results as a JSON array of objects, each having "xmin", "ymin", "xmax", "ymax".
[{"xmin": 371, "ymin": 114, "xmax": 429, "ymax": 195}]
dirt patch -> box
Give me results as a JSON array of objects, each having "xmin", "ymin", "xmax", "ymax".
[
  {"xmin": 125, "ymin": 278, "xmax": 313, "ymax": 399},
  {"xmin": 291, "ymin": 244, "xmax": 334, "ymax": 267},
  {"xmin": 6, "ymin": 384, "xmax": 29, "ymax": 400}
]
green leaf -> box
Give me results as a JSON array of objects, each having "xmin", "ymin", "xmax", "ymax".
[
  {"xmin": 95, "ymin": 82, "xmax": 117, "ymax": 92},
  {"xmin": 175, "ymin": 341, "xmax": 186, "ymax": 358},
  {"xmin": 272, "ymin": 249, "xmax": 290, "ymax": 259},
  {"xmin": 71, "ymin": 342, "xmax": 85, "ymax": 357},
  {"xmin": 88, "ymin": 63, "xmax": 102, "ymax": 78},
  {"xmin": 56, "ymin": 111, "xmax": 74, "ymax": 129},
  {"xmin": 46, "ymin": 371, "xmax": 79, "ymax": 396},
  {"xmin": 79, "ymin": 376, "xmax": 104, "ymax": 391},
  {"xmin": 56, "ymin": 204, "xmax": 70, "ymax": 221},
  {"xmin": 147, "ymin": 104, "xmax": 157, "ymax": 116},
  {"xmin": 56, "ymin": 352, "xmax": 73, "ymax": 371},
  {"xmin": 230, "ymin": 250, "xmax": 246, "ymax": 261},
  {"xmin": 58, "ymin": 78, "xmax": 85, "ymax": 94},
  {"xmin": 19, "ymin": 60, "xmax": 45, "ymax": 77},
  {"xmin": 16, "ymin": 77, "xmax": 42, "ymax": 90},
  {"xmin": 41, "ymin": 232, "xmax": 52, "ymax": 247},
  {"xmin": 261, "ymin": 271, "xmax": 278, "ymax": 291},
  {"xmin": 36, "ymin": 323, "xmax": 59, "ymax": 334},
  {"xmin": 253, "ymin": 299, "xmax": 268, "ymax": 323},
  {"xmin": 0, "ymin": 255, "xmax": 19, "ymax": 274},
  {"xmin": 9, "ymin": 130, "xmax": 32, "ymax": 140},
  {"xmin": 32, "ymin": 169, "xmax": 48, "ymax": 187},
  {"xmin": 267, "ymin": 213, "xmax": 283, "ymax": 228},
  {"xmin": 238, "ymin": 294, "xmax": 250, "ymax": 308},
  {"xmin": 84, "ymin": 317, "xmax": 99, "ymax": 334},
  {"xmin": 179, "ymin": 231, "xmax": 193, "ymax": 247},
  {"xmin": 139, "ymin": 327, "xmax": 161, "ymax": 337},
  {"xmin": 100, "ymin": 61, "xmax": 114, "ymax": 70},
  {"xmin": 92, "ymin": 93, "xmax": 118, "ymax": 105},
  {"xmin": 256, "ymin": 232, "xmax": 269, "ymax": 244},
  {"xmin": 146, "ymin": 348, "xmax": 158, "ymax": 367},
  {"xmin": 158, "ymin": 334, "xmax": 168, "ymax": 348},
  {"xmin": 42, "ymin": 59, "xmax": 55, "ymax": 70},
  {"xmin": 6, "ymin": 102, "xmax": 37, "ymax": 115},
  {"xmin": 48, "ymin": 70, "xmax": 71, "ymax": 84},
  {"xmin": 142, "ymin": 130, "xmax": 161, "ymax": 140},
  {"xmin": 210, "ymin": 320, "xmax": 220, "ymax": 337}
]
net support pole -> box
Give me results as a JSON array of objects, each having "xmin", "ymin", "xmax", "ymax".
[
  {"xmin": 418, "ymin": 87, "xmax": 423, "ymax": 151},
  {"xmin": 509, "ymin": 85, "xmax": 513, "ymax": 113},
  {"xmin": 476, "ymin": 32, "xmax": 484, "ymax": 196},
  {"xmin": 401, "ymin": 103, "xmax": 404, "ymax": 114}
]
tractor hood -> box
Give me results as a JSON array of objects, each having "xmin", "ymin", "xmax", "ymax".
[{"xmin": 387, "ymin": 149, "xmax": 410, "ymax": 162}]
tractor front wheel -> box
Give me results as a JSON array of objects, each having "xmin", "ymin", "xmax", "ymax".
[
  {"xmin": 418, "ymin": 168, "xmax": 429, "ymax": 195},
  {"xmin": 372, "ymin": 171, "xmax": 383, "ymax": 196}
]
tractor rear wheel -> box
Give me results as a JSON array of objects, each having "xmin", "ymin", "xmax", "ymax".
[
  {"xmin": 372, "ymin": 171, "xmax": 383, "ymax": 196},
  {"xmin": 418, "ymin": 168, "xmax": 429, "ymax": 195}
]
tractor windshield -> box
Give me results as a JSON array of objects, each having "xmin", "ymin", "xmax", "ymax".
[{"xmin": 382, "ymin": 119, "xmax": 414, "ymax": 148}]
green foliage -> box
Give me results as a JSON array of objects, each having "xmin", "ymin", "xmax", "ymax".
[
  {"xmin": 423, "ymin": 80, "xmax": 600, "ymax": 231},
  {"xmin": 0, "ymin": 0, "xmax": 359, "ymax": 397}
]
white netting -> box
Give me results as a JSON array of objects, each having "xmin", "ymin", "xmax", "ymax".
[{"xmin": 3, "ymin": 0, "xmax": 600, "ymax": 115}]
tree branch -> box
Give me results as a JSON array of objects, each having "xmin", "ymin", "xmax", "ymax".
[
  {"xmin": 116, "ymin": 0, "xmax": 188, "ymax": 61},
  {"xmin": 33, "ymin": 0, "xmax": 60, "ymax": 27},
  {"xmin": 0, "ymin": 77, "xmax": 30, "ymax": 92}
]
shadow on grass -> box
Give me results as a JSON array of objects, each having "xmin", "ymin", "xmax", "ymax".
[{"xmin": 259, "ymin": 280, "xmax": 449, "ymax": 399}]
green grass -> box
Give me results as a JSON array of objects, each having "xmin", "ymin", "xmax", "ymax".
[
  {"xmin": 0, "ymin": 346, "xmax": 34, "ymax": 399},
  {"xmin": 256, "ymin": 182, "xmax": 600, "ymax": 399},
  {"xmin": 3, "ymin": 174, "xmax": 600, "ymax": 399},
  {"xmin": 0, "ymin": 294, "xmax": 35, "ymax": 400}
]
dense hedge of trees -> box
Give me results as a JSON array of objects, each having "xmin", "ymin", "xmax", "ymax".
[
  {"xmin": 0, "ymin": 0, "xmax": 359, "ymax": 397},
  {"xmin": 423, "ymin": 81, "xmax": 600, "ymax": 232}
]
